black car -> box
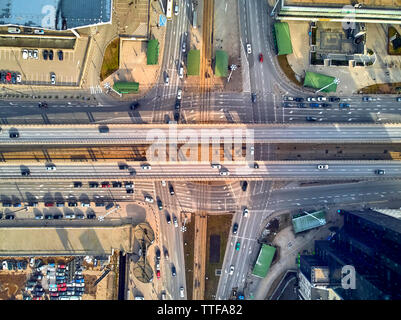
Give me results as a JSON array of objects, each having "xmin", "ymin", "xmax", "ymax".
[
  {"xmin": 241, "ymin": 181, "xmax": 248, "ymax": 192},
  {"xmin": 57, "ymin": 50, "xmax": 63, "ymax": 61},
  {"xmin": 95, "ymin": 202, "xmax": 105, "ymax": 207},
  {"xmin": 126, "ymin": 188, "xmax": 134, "ymax": 194},
  {"xmin": 68, "ymin": 202, "xmax": 78, "ymax": 207},
  {"xmin": 253, "ymin": 162, "xmax": 259, "ymax": 169},
  {"xmin": 73, "ymin": 182, "xmax": 82, "ymax": 188},
  {"xmin": 233, "ymin": 223, "xmax": 238, "ymax": 234},
  {"xmin": 157, "ymin": 199, "xmax": 163, "ymax": 210},
  {"xmin": 251, "ymin": 93, "xmax": 257, "ymax": 103},
  {"xmin": 76, "ymin": 214, "xmax": 85, "ymax": 219},
  {"xmin": 306, "ymin": 116, "xmax": 317, "ymax": 121},
  {"xmin": 9, "ymin": 132, "xmax": 19, "ymax": 138},
  {"xmin": 45, "ymin": 214, "xmax": 53, "ymax": 220},
  {"xmin": 0, "ymin": 71, "xmax": 6, "ymax": 83},
  {"xmin": 329, "ymin": 96, "xmax": 340, "ymax": 102},
  {"xmin": 171, "ymin": 265, "xmax": 176, "ymax": 277},
  {"xmin": 53, "ymin": 214, "xmax": 63, "ymax": 220},
  {"xmin": 49, "ymin": 50, "xmax": 54, "ymax": 60},
  {"xmin": 297, "ymin": 103, "xmax": 306, "ymax": 108},
  {"xmin": 43, "ymin": 50, "xmax": 48, "ymax": 60},
  {"xmin": 169, "ymin": 185, "xmax": 174, "ymax": 195},
  {"xmin": 295, "ymin": 97, "xmax": 304, "ymax": 102},
  {"xmin": 113, "ymin": 182, "xmax": 122, "ymax": 188},
  {"xmin": 174, "ymin": 112, "xmax": 179, "ymax": 122},
  {"xmin": 119, "ymin": 164, "xmax": 128, "ymax": 170},
  {"xmin": 375, "ymin": 169, "xmax": 385, "ymax": 175},
  {"xmin": 5, "ymin": 215, "xmax": 15, "ymax": 220},
  {"xmin": 38, "ymin": 102, "xmax": 48, "ymax": 108},
  {"xmin": 155, "ymin": 248, "xmax": 161, "ymax": 260},
  {"xmin": 89, "ymin": 182, "xmax": 99, "ymax": 188},
  {"xmin": 21, "ymin": 170, "xmax": 30, "ymax": 176},
  {"xmin": 130, "ymin": 102, "xmax": 139, "ymax": 110},
  {"xmin": 87, "ymin": 213, "xmax": 96, "ymax": 219},
  {"xmin": 0, "ymin": 213, "xmax": 2, "ymax": 219},
  {"xmin": 166, "ymin": 213, "xmax": 171, "ymax": 224},
  {"xmin": 98, "ymin": 126, "xmax": 109, "ymax": 133},
  {"xmin": 175, "ymin": 101, "xmax": 181, "ymax": 110},
  {"xmin": 321, "ymin": 103, "xmax": 331, "ymax": 108},
  {"xmin": 11, "ymin": 73, "xmax": 16, "ymax": 84}
]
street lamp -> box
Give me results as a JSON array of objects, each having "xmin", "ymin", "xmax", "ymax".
[{"xmin": 315, "ymin": 78, "xmax": 340, "ymax": 94}]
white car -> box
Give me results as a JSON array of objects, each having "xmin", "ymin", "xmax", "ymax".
[
  {"xmin": 177, "ymin": 89, "xmax": 182, "ymax": 100},
  {"xmin": 22, "ymin": 49, "xmax": 28, "ymax": 59},
  {"xmin": 2, "ymin": 261, "xmax": 8, "ymax": 269},
  {"xmin": 28, "ymin": 50, "xmax": 33, "ymax": 59},
  {"xmin": 179, "ymin": 66, "xmax": 184, "ymax": 78},
  {"xmin": 229, "ymin": 265, "xmax": 235, "ymax": 275},
  {"xmin": 50, "ymin": 73, "xmax": 56, "ymax": 85},
  {"xmin": 81, "ymin": 203, "xmax": 90, "ymax": 207},
  {"xmin": 173, "ymin": 217, "xmax": 178, "ymax": 227},
  {"xmin": 29, "ymin": 258, "xmax": 35, "ymax": 267},
  {"xmin": 250, "ymin": 146, "xmax": 254, "ymax": 155},
  {"xmin": 307, "ymin": 97, "xmax": 316, "ymax": 102},
  {"xmin": 46, "ymin": 165, "xmax": 56, "ymax": 171},
  {"xmin": 246, "ymin": 43, "xmax": 252, "ymax": 54},
  {"xmin": 211, "ymin": 163, "xmax": 221, "ymax": 169},
  {"xmin": 317, "ymin": 96, "xmax": 327, "ymax": 101},
  {"xmin": 165, "ymin": 74, "xmax": 169, "ymax": 85},
  {"xmin": 141, "ymin": 164, "xmax": 151, "ymax": 170},
  {"xmin": 33, "ymin": 49, "xmax": 38, "ymax": 59},
  {"xmin": 174, "ymin": 4, "xmax": 179, "ymax": 15},
  {"xmin": 145, "ymin": 195, "xmax": 154, "ymax": 203},
  {"xmin": 16, "ymin": 74, "xmax": 21, "ymax": 83},
  {"xmin": 161, "ymin": 180, "xmax": 166, "ymax": 187},
  {"xmin": 317, "ymin": 164, "xmax": 329, "ymax": 170},
  {"xmin": 219, "ymin": 169, "xmax": 230, "ymax": 176},
  {"xmin": 243, "ymin": 208, "xmax": 249, "ymax": 217},
  {"xmin": 180, "ymin": 287, "xmax": 184, "ymax": 298},
  {"xmin": 49, "ymin": 287, "xmax": 58, "ymax": 292}
]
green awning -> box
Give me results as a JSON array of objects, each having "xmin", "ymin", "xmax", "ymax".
[
  {"xmin": 292, "ymin": 210, "xmax": 326, "ymax": 234},
  {"xmin": 274, "ymin": 22, "xmax": 293, "ymax": 55},
  {"xmin": 252, "ymin": 244, "xmax": 276, "ymax": 278},
  {"xmin": 304, "ymin": 72, "xmax": 337, "ymax": 93}
]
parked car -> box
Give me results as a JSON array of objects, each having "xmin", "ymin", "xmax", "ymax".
[
  {"xmin": 375, "ymin": 169, "xmax": 385, "ymax": 175},
  {"xmin": 144, "ymin": 195, "xmax": 153, "ymax": 203},
  {"xmin": 112, "ymin": 182, "xmax": 122, "ymax": 188},
  {"xmin": 339, "ymin": 103, "xmax": 350, "ymax": 108},
  {"xmin": 68, "ymin": 202, "xmax": 78, "ymax": 207},
  {"xmin": 309, "ymin": 103, "xmax": 320, "ymax": 108},
  {"xmin": 362, "ymin": 96, "xmax": 373, "ymax": 102},
  {"xmin": 306, "ymin": 116, "xmax": 317, "ymax": 121},
  {"xmin": 57, "ymin": 50, "xmax": 63, "ymax": 61},
  {"xmin": 242, "ymin": 181, "xmax": 248, "ymax": 192},
  {"xmin": 10, "ymin": 132, "xmax": 20, "ymax": 138},
  {"xmin": 329, "ymin": 96, "xmax": 340, "ymax": 102},
  {"xmin": 232, "ymin": 223, "xmax": 238, "ymax": 234},
  {"xmin": 50, "ymin": 73, "xmax": 56, "ymax": 85},
  {"xmin": 11, "ymin": 73, "xmax": 17, "ymax": 84},
  {"xmin": 73, "ymin": 182, "xmax": 82, "ymax": 188},
  {"xmin": 43, "ymin": 50, "xmax": 48, "ymax": 60},
  {"xmin": 317, "ymin": 164, "xmax": 329, "ymax": 170},
  {"xmin": 49, "ymin": 50, "xmax": 54, "ymax": 60},
  {"xmin": 243, "ymin": 208, "xmax": 249, "ymax": 217},
  {"xmin": 33, "ymin": 50, "xmax": 38, "ymax": 59},
  {"xmin": 22, "ymin": 49, "xmax": 28, "ymax": 59},
  {"xmin": 16, "ymin": 74, "xmax": 21, "ymax": 83}
]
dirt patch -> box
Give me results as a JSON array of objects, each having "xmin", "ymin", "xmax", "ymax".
[
  {"xmin": 204, "ymin": 214, "xmax": 232, "ymax": 300},
  {"xmin": 0, "ymin": 273, "xmax": 27, "ymax": 300},
  {"xmin": 100, "ymin": 38, "xmax": 120, "ymax": 81},
  {"xmin": 277, "ymin": 55, "xmax": 303, "ymax": 87},
  {"xmin": 84, "ymin": 274, "xmax": 98, "ymax": 295},
  {"xmin": 359, "ymin": 82, "xmax": 401, "ymax": 94}
]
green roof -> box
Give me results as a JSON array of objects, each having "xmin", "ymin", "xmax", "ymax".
[
  {"xmin": 304, "ymin": 72, "xmax": 337, "ymax": 93},
  {"xmin": 147, "ymin": 39, "xmax": 159, "ymax": 65},
  {"xmin": 215, "ymin": 50, "xmax": 228, "ymax": 77},
  {"xmin": 274, "ymin": 22, "xmax": 293, "ymax": 55},
  {"xmin": 292, "ymin": 210, "xmax": 326, "ymax": 234},
  {"xmin": 113, "ymin": 82, "xmax": 139, "ymax": 94},
  {"xmin": 252, "ymin": 244, "xmax": 276, "ymax": 278},
  {"xmin": 187, "ymin": 50, "xmax": 200, "ymax": 76}
]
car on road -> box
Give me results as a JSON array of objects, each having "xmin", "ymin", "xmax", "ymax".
[
  {"xmin": 396, "ymin": 97, "xmax": 401, "ymax": 102},
  {"xmin": 130, "ymin": 102, "xmax": 139, "ymax": 110},
  {"xmin": 180, "ymin": 287, "xmax": 184, "ymax": 298},
  {"xmin": 307, "ymin": 97, "xmax": 317, "ymax": 102},
  {"xmin": 178, "ymin": 66, "xmax": 184, "ymax": 79},
  {"xmin": 145, "ymin": 195, "xmax": 153, "ymax": 203},
  {"xmin": 259, "ymin": 53, "xmax": 263, "ymax": 62},
  {"xmin": 169, "ymin": 184, "xmax": 175, "ymax": 195},
  {"xmin": 58, "ymin": 50, "xmax": 63, "ymax": 61},
  {"xmin": 375, "ymin": 169, "xmax": 385, "ymax": 175},
  {"xmin": 243, "ymin": 208, "xmax": 249, "ymax": 217},
  {"xmin": 98, "ymin": 125, "xmax": 109, "ymax": 133},
  {"xmin": 50, "ymin": 73, "xmax": 56, "ymax": 85},
  {"xmin": 155, "ymin": 247, "xmax": 161, "ymax": 260},
  {"xmin": 362, "ymin": 96, "xmax": 373, "ymax": 102},
  {"xmin": 73, "ymin": 182, "xmax": 82, "ymax": 188},
  {"xmin": 219, "ymin": 169, "xmax": 230, "ymax": 176},
  {"xmin": 174, "ymin": 112, "xmax": 179, "ymax": 121},
  {"xmin": 156, "ymin": 269, "xmax": 161, "ymax": 279},
  {"xmin": 235, "ymin": 242, "xmax": 241, "ymax": 251},
  {"xmin": 49, "ymin": 50, "xmax": 54, "ymax": 60},
  {"xmin": 89, "ymin": 182, "xmax": 99, "ymax": 188},
  {"xmin": 5, "ymin": 215, "xmax": 15, "ymax": 220},
  {"xmin": 317, "ymin": 164, "xmax": 329, "ymax": 170},
  {"xmin": 211, "ymin": 163, "xmax": 221, "ymax": 169},
  {"xmin": 173, "ymin": 216, "xmax": 178, "ymax": 227},
  {"xmin": 339, "ymin": 103, "xmax": 350, "ymax": 108},
  {"xmin": 34, "ymin": 29, "xmax": 44, "ymax": 35},
  {"xmin": 164, "ymin": 74, "xmax": 169, "ymax": 85},
  {"xmin": 242, "ymin": 181, "xmax": 248, "ymax": 192},
  {"xmin": 182, "ymin": 41, "xmax": 186, "ymax": 53},
  {"xmin": 229, "ymin": 265, "xmax": 235, "ymax": 275},
  {"xmin": 171, "ymin": 265, "xmax": 176, "ymax": 277},
  {"xmin": 253, "ymin": 162, "xmax": 259, "ymax": 169},
  {"xmin": 232, "ymin": 223, "xmax": 238, "ymax": 234},
  {"xmin": 119, "ymin": 164, "xmax": 129, "ymax": 170},
  {"xmin": 174, "ymin": 4, "xmax": 179, "ymax": 15},
  {"xmin": 317, "ymin": 96, "xmax": 327, "ymax": 101},
  {"xmin": 306, "ymin": 116, "xmax": 317, "ymax": 121},
  {"xmin": 164, "ymin": 249, "xmax": 169, "ymax": 259},
  {"xmin": 9, "ymin": 132, "xmax": 19, "ymax": 138},
  {"xmin": 46, "ymin": 164, "xmax": 56, "ymax": 171},
  {"xmin": 309, "ymin": 103, "xmax": 320, "ymax": 108},
  {"xmin": 141, "ymin": 164, "xmax": 151, "ymax": 170},
  {"xmin": 166, "ymin": 213, "xmax": 171, "ymax": 224},
  {"xmin": 21, "ymin": 169, "xmax": 30, "ymax": 176},
  {"xmin": 246, "ymin": 43, "xmax": 252, "ymax": 54},
  {"xmin": 177, "ymin": 88, "xmax": 182, "ymax": 100},
  {"xmin": 43, "ymin": 50, "xmax": 48, "ymax": 60},
  {"xmin": 329, "ymin": 96, "xmax": 340, "ymax": 102},
  {"xmin": 157, "ymin": 199, "xmax": 163, "ymax": 210},
  {"xmin": 251, "ymin": 93, "xmax": 257, "ymax": 103}
]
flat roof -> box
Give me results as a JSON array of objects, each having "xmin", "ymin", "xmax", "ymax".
[
  {"xmin": 0, "ymin": 0, "xmax": 112, "ymax": 30},
  {"xmin": 274, "ymin": 22, "xmax": 293, "ymax": 55},
  {"xmin": 284, "ymin": 0, "xmax": 399, "ymax": 9},
  {"xmin": 292, "ymin": 210, "xmax": 326, "ymax": 233},
  {"xmin": 252, "ymin": 244, "xmax": 276, "ymax": 278}
]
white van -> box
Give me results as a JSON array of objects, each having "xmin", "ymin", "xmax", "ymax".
[
  {"xmin": 8, "ymin": 27, "xmax": 21, "ymax": 34},
  {"xmin": 180, "ymin": 287, "xmax": 184, "ymax": 298}
]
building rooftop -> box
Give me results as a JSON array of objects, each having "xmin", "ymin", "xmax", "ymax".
[
  {"xmin": 292, "ymin": 210, "xmax": 327, "ymax": 233},
  {"xmin": 0, "ymin": 0, "xmax": 111, "ymax": 30},
  {"xmin": 284, "ymin": 0, "xmax": 400, "ymax": 9}
]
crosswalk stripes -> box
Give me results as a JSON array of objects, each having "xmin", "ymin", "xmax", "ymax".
[{"xmin": 89, "ymin": 85, "xmax": 103, "ymax": 94}]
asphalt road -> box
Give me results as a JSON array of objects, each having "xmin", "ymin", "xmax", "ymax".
[{"xmin": 1, "ymin": 162, "xmax": 400, "ymax": 180}]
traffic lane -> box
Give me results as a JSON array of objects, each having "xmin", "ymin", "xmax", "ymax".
[{"xmin": 1, "ymin": 163, "xmax": 401, "ymax": 179}]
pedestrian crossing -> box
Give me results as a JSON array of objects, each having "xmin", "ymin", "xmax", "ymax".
[{"xmin": 89, "ymin": 85, "xmax": 103, "ymax": 94}]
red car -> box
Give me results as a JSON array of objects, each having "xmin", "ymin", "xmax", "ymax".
[
  {"xmin": 6, "ymin": 72, "xmax": 11, "ymax": 82},
  {"xmin": 45, "ymin": 202, "xmax": 54, "ymax": 207},
  {"xmin": 57, "ymin": 283, "xmax": 66, "ymax": 288},
  {"xmin": 58, "ymin": 264, "xmax": 66, "ymax": 269},
  {"xmin": 156, "ymin": 270, "xmax": 160, "ymax": 279},
  {"xmin": 58, "ymin": 287, "xmax": 67, "ymax": 292},
  {"xmin": 259, "ymin": 53, "xmax": 263, "ymax": 63},
  {"xmin": 50, "ymin": 292, "xmax": 59, "ymax": 297},
  {"xmin": 101, "ymin": 182, "xmax": 110, "ymax": 188}
]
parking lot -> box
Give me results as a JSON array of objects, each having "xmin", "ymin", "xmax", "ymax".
[{"xmin": 0, "ymin": 36, "xmax": 89, "ymax": 87}]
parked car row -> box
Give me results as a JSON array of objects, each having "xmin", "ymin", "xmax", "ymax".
[
  {"xmin": 1, "ymin": 259, "xmax": 28, "ymax": 271},
  {"xmin": 0, "ymin": 71, "xmax": 21, "ymax": 84}
]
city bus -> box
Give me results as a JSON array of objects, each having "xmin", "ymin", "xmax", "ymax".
[{"xmin": 166, "ymin": 0, "xmax": 173, "ymax": 20}]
